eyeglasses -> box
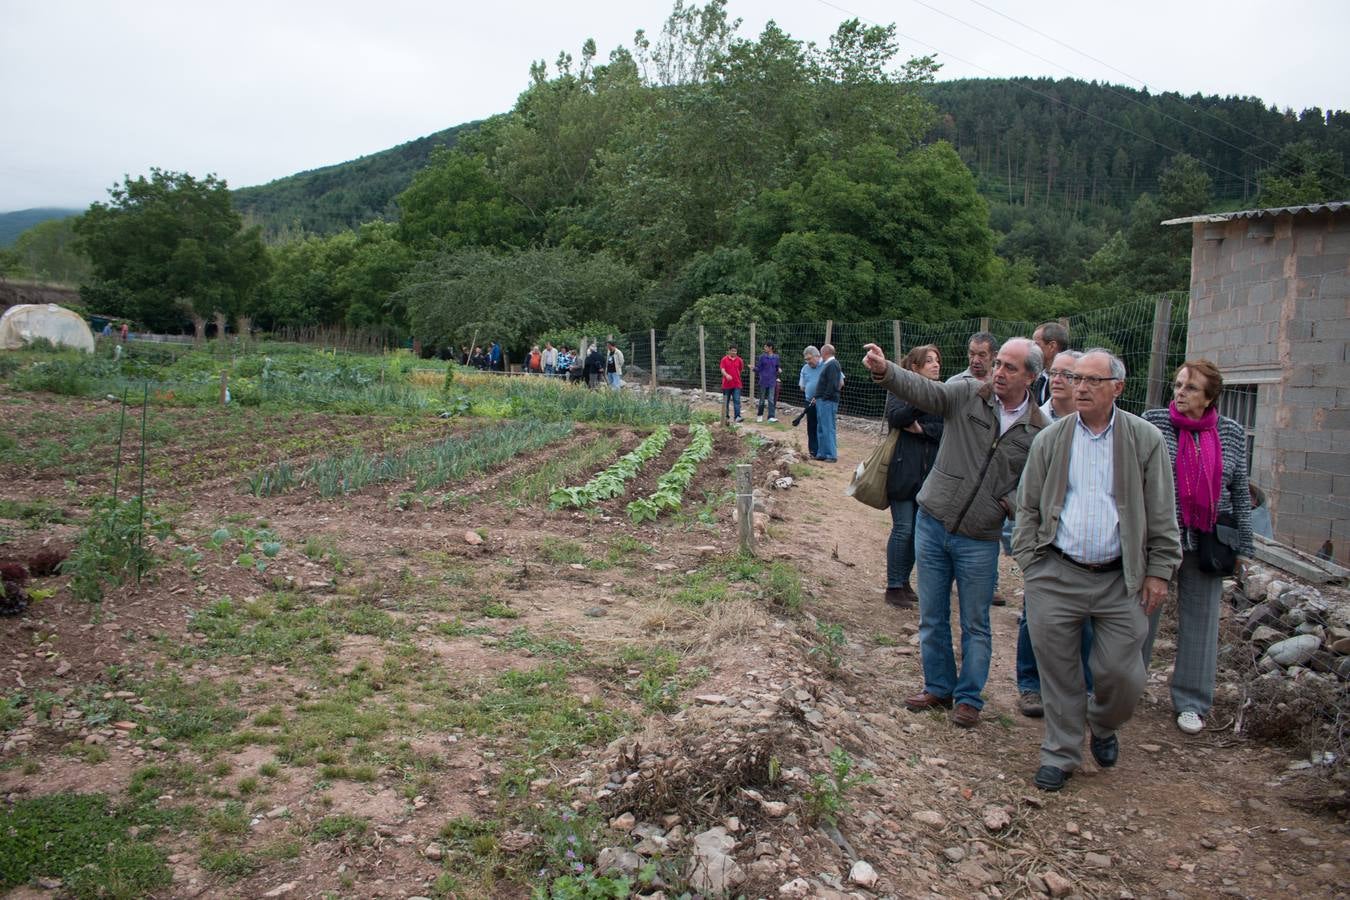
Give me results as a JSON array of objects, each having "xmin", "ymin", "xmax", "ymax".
[
  {"xmin": 1047, "ymin": 368, "xmax": 1069, "ymax": 379},
  {"xmin": 1065, "ymin": 374, "xmax": 1121, "ymax": 387}
]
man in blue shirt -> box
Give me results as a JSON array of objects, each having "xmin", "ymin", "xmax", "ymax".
[{"xmin": 798, "ymin": 346, "xmax": 823, "ymax": 459}]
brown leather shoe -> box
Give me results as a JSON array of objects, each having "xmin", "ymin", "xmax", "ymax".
[
  {"xmin": 904, "ymin": 690, "xmax": 954, "ymax": 712},
  {"xmin": 884, "ymin": 585, "xmax": 916, "ymax": 609},
  {"xmin": 950, "ymin": 703, "xmax": 981, "ymax": 728}
]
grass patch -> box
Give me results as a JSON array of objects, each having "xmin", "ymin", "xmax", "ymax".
[
  {"xmin": 310, "ymin": 814, "xmax": 370, "ymax": 843},
  {"xmin": 0, "ymin": 498, "xmax": 70, "ymax": 526},
  {"xmin": 0, "ymin": 793, "xmax": 171, "ymax": 898},
  {"xmin": 499, "ymin": 626, "xmax": 584, "ymax": 658}
]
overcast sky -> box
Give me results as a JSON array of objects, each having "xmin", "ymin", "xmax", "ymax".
[{"xmin": 2, "ymin": 0, "xmax": 1347, "ymax": 212}]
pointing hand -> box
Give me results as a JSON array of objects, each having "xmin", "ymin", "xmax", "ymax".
[{"xmin": 862, "ymin": 343, "xmax": 888, "ymax": 375}]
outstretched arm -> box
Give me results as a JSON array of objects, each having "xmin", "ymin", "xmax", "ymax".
[{"xmin": 863, "ymin": 343, "xmax": 956, "ymax": 418}]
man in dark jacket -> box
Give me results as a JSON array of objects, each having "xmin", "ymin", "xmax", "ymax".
[
  {"xmin": 584, "ymin": 342, "xmax": 605, "ymax": 389},
  {"xmin": 864, "ymin": 337, "xmax": 1047, "ymax": 729}
]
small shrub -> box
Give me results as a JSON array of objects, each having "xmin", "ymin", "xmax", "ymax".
[
  {"xmin": 61, "ymin": 496, "xmax": 171, "ymax": 602},
  {"xmin": 803, "ymin": 748, "xmax": 872, "ymax": 826}
]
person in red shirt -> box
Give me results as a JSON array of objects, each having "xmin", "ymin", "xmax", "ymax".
[{"xmin": 720, "ymin": 345, "xmax": 744, "ymax": 423}]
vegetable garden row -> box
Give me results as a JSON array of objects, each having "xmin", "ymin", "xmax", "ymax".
[{"xmin": 550, "ymin": 424, "xmax": 715, "ymax": 524}]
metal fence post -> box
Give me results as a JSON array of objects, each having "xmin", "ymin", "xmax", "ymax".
[{"xmin": 1145, "ymin": 295, "xmax": 1174, "ymax": 410}]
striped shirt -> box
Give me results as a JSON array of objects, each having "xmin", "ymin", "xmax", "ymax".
[{"xmin": 1054, "ymin": 410, "xmax": 1122, "ymax": 564}]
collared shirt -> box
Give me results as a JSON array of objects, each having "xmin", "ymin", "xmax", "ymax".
[
  {"xmin": 799, "ymin": 362, "xmax": 822, "ymax": 400},
  {"xmin": 1054, "ymin": 409, "xmax": 1122, "ymax": 564},
  {"xmin": 1032, "ymin": 371, "xmax": 1050, "ymax": 406},
  {"xmin": 945, "ymin": 368, "xmax": 979, "ymax": 384},
  {"xmin": 1040, "ymin": 398, "xmax": 1058, "ymax": 421},
  {"xmin": 998, "ymin": 391, "xmax": 1030, "ymax": 436}
]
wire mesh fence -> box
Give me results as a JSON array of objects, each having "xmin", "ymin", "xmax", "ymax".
[{"xmin": 611, "ymin": 293, "xmax": 1189, "ymax": 421}]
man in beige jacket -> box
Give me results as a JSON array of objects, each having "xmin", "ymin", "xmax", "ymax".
[{"xmin": 1012, "ymin": 350, "xmax": 1181, "ymax": 791}]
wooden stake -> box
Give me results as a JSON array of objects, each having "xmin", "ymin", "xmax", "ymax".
[
  {"xmin": 649, "ymin": 328, "xmax": 658, "ymax": 390},
  {"xmin": 698, "ymin": 325, "xmax": 707, "ymax": 396},
  {"xmin": 736, "ymin": 464, "xmax": 754, "ymax": 555},
  {"xmin": 748, "ymin": 321, "xmax": 756, "ymax": 409}
]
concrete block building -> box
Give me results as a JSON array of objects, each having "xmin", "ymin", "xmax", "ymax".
[{"xmin": 1164, "ymin": 201, "xmax": 1349, "ymax": 565}]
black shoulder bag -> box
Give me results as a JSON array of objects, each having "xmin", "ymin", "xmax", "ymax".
[{"xmin": 1195, "ymin": 511, "xmax": 1239, "ymax": 575}]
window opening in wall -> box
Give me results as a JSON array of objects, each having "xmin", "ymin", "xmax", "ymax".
[{"xmin": 1220, "ymin": 384, "xmax": 1257, "ymax": 476}]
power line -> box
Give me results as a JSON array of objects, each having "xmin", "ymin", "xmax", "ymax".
[
  {"xmin": 810, "ymin": 0, "xmax": 1326, "ymax": 192},
  {"xmin": 901, "ymin": 0, "xmax": 1288, "ymax": 182},
  {"xmin": 959, "ymin": 0, "xmax": 1289, "ymax": 155}
]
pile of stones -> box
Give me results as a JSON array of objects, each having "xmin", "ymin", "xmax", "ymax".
[{"xmin": 1231, "ymin": 564, "xmax": 1350, "ymax": 682}]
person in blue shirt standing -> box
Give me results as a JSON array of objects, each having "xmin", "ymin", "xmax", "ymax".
[
  {"xmin": 489, "ymin": 341, "xmax": 503, "ymax": 372},
  {"xmin": 754, "ymin": 342, "xmax": 781, "ymax": 423},
  {"xmin": 798, "ymin": 346, "xmax": 823, "ymax": 459}
]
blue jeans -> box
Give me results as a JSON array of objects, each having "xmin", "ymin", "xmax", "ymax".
[
  {"xmin": 756, "ymin": 383, "xmax": 776, "ymax": 419},
  {"xmin": 887, "ymin": 499, "xmax": 918, "ymax": 589},
  {"xmin": 993, "ymin": 517, "xmax": 1013, "ymax": 594},
  {"xmin": 1017, "ymin": 611, "xmax": 1094, "ymax": 694},
  {"xmin": 915, "ymin": 508, "xmax": 999, "ymax": 709},
  {"xmin": 608, "ymin": 372, "xmax": 621, "ymax": 390},
  {"xmin": 805, "ymin": 403, "xmax": 818, "ymax": 457},
  {"xmin": 815, "ymin": 398, "xmax": 838, "ymax": 460},
  {"xmin": 723, "ymin": 388, "xmax": 741, "ymax": 419}
]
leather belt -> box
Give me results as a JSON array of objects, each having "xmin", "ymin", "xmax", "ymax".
[{"xmin": 1049, "ymin": 544, "xmax": 1122, "ymax": 573}]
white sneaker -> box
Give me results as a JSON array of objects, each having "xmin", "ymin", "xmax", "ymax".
[
  {"xmin": 1176, "ymin": 711, "xmax": 1204, "ymax": 734},
  {"xmin": 755, "ymin": 415, "xmax": 763, "ymax": 422},
  {"xmin": 767, "ymin": 417, "xmax": 778, "ymax": 423}
]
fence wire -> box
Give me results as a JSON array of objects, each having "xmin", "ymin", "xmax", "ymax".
[{"xmin": 613, "ymin": 293, "xmax": 1187, "ymax": 421}]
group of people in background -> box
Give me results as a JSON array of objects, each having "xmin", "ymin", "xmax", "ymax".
[
  {"xmin": 863, "ymin": 323, "xmax": 1255, "ymax": 792},
  {"xmin": 453, "ymin": 339, "xmax": 626, "ymax": 390}
]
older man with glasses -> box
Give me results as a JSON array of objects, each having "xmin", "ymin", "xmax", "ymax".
[
  {"xmin": 1013, "ymin": 350, "xmax": 1181, "ymax": 792},
  {"xmin": 1017, "ymin": 353, "xmax": 1093, "ymax": 717}
]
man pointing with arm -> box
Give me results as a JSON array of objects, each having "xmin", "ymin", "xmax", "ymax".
[{"xmin": 862, "ymin": 339, "xmax": 1048, "ymax": 728}]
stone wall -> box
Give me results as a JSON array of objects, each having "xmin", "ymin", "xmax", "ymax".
[{"xmin": 1185, "ymin": 210, "xmax": 1349, "ymax": 565}]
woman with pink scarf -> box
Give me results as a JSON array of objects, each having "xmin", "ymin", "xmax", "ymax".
[{"xmin": 1142, "ymin": 359, "xmax": 1253, "ymax": 736}]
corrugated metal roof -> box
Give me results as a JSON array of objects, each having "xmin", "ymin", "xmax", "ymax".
[{"xmin": 1161, "ymin": 200, "xmax": 1350, "ymax": 225}]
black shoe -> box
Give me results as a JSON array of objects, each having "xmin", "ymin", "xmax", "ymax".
[
  {"xmin": 1090, "ymin": 732, "xmax": 1119, "ymax": 768},
  {"xmin": 1034, "ymin": 765, "xmax": 1072, "ymax": 792}
]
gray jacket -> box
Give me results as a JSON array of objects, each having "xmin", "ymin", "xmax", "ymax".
[
  {"xmin": 872, "ymin": 361, "xmax": 1048, "ymax": 541},
  {"xmin": 1012, "ymin": 410, "xmax": 1182, "ymax": 598}
]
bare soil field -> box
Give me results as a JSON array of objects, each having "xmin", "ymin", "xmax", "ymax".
[{"xmin": 1, "ymin": 388, "xmax": 1346, "ymax": 899}]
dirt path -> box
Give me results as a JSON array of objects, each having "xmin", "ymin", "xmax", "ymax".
[{"xmin": 745, "ymin": 414, "xmax": 1348, "ymax": 898}]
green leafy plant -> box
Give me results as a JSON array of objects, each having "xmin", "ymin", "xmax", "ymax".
[
  {"xmin": 808, "ymin": 621, "xmax": 847, "ymax": 670},
  {"xmin": 627, "ymin": 423, "xmax": 714, "ymax": 523},
  {"xmin": 550, "ymin": 426, "xmax": 671, "ymax": 509},
  {"xmin": 62, "ymin": 495, "xmax": 171, "ymax": 602},
  {"xmin": 803, "ymin": 747, "xmax": 873, "ymax": 826}
]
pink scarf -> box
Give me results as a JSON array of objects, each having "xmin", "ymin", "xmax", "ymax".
[{"xmin": 1169, "ymin": 402, "xmax": 1222, "ymax": 531}]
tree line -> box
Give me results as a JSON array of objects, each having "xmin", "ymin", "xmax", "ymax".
[{"xmin": 2, "ymin": 1, "xmax": 1345, "ymax": 352}]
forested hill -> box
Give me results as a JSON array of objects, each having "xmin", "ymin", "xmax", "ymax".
[
  {"xmin": 927, "ymin": 77, "xmax": 1350, "ymax": 211},
  {"xmin": 228, "ymin": 77, "xmax": 1347, "ymax": 244},
  {"xmin": 232, "ymin": 122, "xmax": 476, "ymax": 240},
  {"xmin": 0, "ymin": 208, "xmax": 82, "ymax": 247}
]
